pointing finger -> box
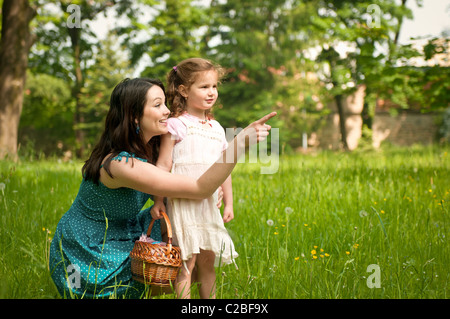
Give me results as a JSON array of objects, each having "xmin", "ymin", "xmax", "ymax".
[{"xmin": 253, "ymin": 112, "xmax": 277, "ymax": 125}]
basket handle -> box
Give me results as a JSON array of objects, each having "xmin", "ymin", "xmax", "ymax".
[{"xmin": 146, "ymin": 211, "xmax": 174, "ymax": 255}]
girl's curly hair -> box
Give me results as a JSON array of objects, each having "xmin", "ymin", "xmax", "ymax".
[{"xmin": 166, "ymin": 58, "xmax": 225, "ymax": 119}]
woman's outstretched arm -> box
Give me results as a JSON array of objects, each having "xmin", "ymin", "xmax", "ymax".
[{"xmin": 100, "ymin": 112, "xmax": 277, "ymax": 199}]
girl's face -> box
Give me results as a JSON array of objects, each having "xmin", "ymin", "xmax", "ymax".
[
  {"xmin": 183, "ymin": 70, "xmax": 218, "ymax": 118},
  {"xmin": 139, "ymin": 85, "xmax": 170, "ymax": 141}
]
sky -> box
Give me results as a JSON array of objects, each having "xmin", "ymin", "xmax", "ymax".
[{"xmin": 398, "ymin": 0, "xmax": 450, "ymax": 43}]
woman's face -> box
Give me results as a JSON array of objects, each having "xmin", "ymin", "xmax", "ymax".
[{"xmin": 139, "ymin": 85, "xmax": 170, "ymax": 141}]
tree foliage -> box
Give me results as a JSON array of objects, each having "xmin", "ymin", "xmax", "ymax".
[{"xmin": 1, "ymin": 0, "xmax": 447, "ymax": 158}]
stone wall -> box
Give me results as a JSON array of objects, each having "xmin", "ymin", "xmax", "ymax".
[
  {"xmin": 372, "ymin": 112, "xmax": 439, "ymax": 148},
  {"xmin": 307, "ymin": 85, "xmax": 440, "ymax": 150}
]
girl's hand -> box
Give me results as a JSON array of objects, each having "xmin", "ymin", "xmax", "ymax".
[
  {"xmin": 222, "ymin": 206, "xmax": 234, "ymax": 223},
  {"xmin": 150, "ymin": 201, "xmax": 166, "ymax": 220}
]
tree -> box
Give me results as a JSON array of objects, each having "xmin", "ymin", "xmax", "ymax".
[
  {"xmin": 58, "ymin": 0, "xmax": 119, "ymax": 157},
  {"xmin": 78, "ymin": 33, "xmax": 133, "ymax": 150},
  {"xmin": 0, "ymin": 0, "xmax": 36, "ymax": 159},
  {"xmin": 29, "ymin": 0, "xmax": 136, "ymax": 157},
  {"xmin": 20, "ymin": 72, "xmax": 74, "ymax": 157},
  {"xmin": 308, "ymin": 0, "xmax": 416, "ymax": 150},
  {"xmin": 205, "ymin": 0, "xmax": 326, "ymax": 151},
  {"xmin": 20, "ymin": 33, "xmax": 132, "ymax": 157},
  {"xmin": 130, "ymin": 0, "xmax": 207, "ymax": 80}
]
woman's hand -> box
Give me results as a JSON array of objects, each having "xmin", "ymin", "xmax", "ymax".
[{"xmin": 236, "ymin": 112, "xmax": 277, "ymax": 150}]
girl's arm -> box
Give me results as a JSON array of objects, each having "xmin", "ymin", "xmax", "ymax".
[
  {"xmin": 100, "ymin": 112, "xmax": 276, "ymax": 200},
  {"xmin": 151, "ymin": 133, "xmax": 175, "ymax": 219},
  {"xmin": 221, "ymin": 175, "xmax": 234, "ymax": 223}
]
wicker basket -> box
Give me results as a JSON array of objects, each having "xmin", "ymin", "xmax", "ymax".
[{"xmin": 130, "ymin": 211, "xmax": 181, "ymax": 293}]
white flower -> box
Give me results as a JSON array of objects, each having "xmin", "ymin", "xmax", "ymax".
[
  {"xmin": 285, "ymin": 207, "xmax": 293, "ymax": 214},
  {"xmin": 359, "ymin": 210, "xmax": 368, "ymax": 218},
  {"xmin": 0, "ymin": 183, "xmax": 5, "ymax": 191},
  {"xmin": 266, "ymin": 219, "xmax": 274, "ymax": 226}
]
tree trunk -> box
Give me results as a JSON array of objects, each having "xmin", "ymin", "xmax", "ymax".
[
  {"xmin": 67, "ymin": 26, "xmax": 86, "ymax": 158},
  {"xmin": 335, "ymin": 94, "xmax": 349, "ymax": 151},
  {"xmin": 0, "ymin": 0, "xmax": 36, "ymax": 160}
]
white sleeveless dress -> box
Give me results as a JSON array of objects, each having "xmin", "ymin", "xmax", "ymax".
[{"xmin": 167, "ymin": 114, "xmax": 238, "ymax": 267}]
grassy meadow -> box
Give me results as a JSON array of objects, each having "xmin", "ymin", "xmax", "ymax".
[{"xmin": 0, "ymin": 145, "xmax": 449, "ymax": 299}]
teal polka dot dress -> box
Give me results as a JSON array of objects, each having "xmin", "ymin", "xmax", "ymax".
[{"xmin": 49, "ymin": 152, "xmax": 162, "ymax": 299}]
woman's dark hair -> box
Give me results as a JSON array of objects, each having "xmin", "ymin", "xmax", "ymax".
[{"xmin": 82, "ymin": 78, "xmax": 165, "ymax": 184}]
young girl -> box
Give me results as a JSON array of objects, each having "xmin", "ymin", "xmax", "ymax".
[{"xmin": 151, "ymin": 58, "xmax": 237, "ymax": 299}]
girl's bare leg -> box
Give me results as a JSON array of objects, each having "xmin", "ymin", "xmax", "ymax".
[
  {"xmin": 196, "ymin": 249, "xmax": 216, "ymax": 299},
  {"xmin": 175, "ymin": 255, "xmax": 197, "ymax": 299}
]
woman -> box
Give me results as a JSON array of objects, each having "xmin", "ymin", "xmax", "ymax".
[{"xmin": 49, "ymin": 77, "xmax": 275, "ymax": 298}]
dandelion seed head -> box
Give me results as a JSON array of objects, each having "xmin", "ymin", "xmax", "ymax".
[
  {"xmin": 266, "ymin": 219, "xmax": 274, "ymax": 226},
  {"xmin": 284, "ymin": 207, "xmax": 293, "ymax": 214},
  {"xmin": 359, "ymin": 210, "xmax": 368, "ymax": 218}
]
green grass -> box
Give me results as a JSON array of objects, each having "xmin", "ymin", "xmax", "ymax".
[{"xmin": 1, "ymin": 145, "xmax": 449, "ymax": 298}]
